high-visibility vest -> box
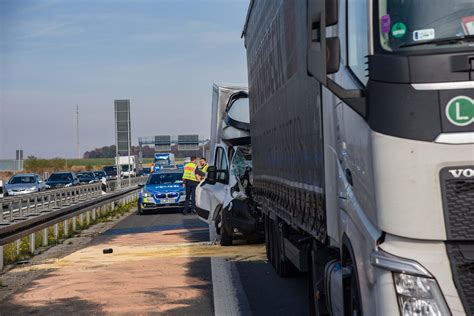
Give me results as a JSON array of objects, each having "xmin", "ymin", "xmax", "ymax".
[
  {"xmin": 202, "ymin": 164, "xmax": 208, "ymax": 173},
  {"xmin": 182, "ymin": 162, "xmax": 198, "ymax": 182}
]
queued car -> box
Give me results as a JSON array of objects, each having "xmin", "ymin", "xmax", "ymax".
[
  {"xmin": 46, "ymin": 172, "xmax": 79, "ymax": 189},
  {"xmin": 4, "ymin": 173, "xmax": 46, "ymax": 196},
  {"xmin": 77, "ymin": 171, "xmax": 98, "ymax": 184},
  {"xmin": 92, "ymin": 170, "xmax": 107, "ymax": 181},
  {"xmin": 137, "ymin": 170, "xmax": 185, "ymax": 215},
  {"xmin": 103, "ymin": 165, "xmax": 117, "ymax": 179}
]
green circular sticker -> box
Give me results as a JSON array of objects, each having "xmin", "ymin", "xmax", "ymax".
[
  {"xmin": 391, "ymin": 22, "xmax": 407, "ymax": 38},
  {"xmin": 446, "ymin": 96, "xmax": 474, "ymax": 126}
]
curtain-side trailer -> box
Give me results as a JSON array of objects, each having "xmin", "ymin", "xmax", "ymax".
[{"xmin": 243, "ymin": 0, "xmax": 474, "ymax": 314}]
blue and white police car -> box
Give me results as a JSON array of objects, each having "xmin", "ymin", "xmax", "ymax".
[{"xmin": 137, "ymin": 170, "xmax": 186, "ymax": 215}]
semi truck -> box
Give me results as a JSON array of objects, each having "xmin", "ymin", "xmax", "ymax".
[
  {"xmin": 195, "ymin": 84, "xmax": 262, "ymax": 245},
  {"xmin": 243, "ymin": 0, "xmax": 474, "ymax": 315}
]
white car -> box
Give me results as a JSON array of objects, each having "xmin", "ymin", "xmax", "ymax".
[{"xmin": 4, "ymin": 173, "xmax": 47, "ymax": 196}]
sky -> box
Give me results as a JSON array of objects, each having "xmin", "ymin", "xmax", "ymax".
[{"xmin": 0, "ymin": 0, "xmax": 250, "ymax": 158}]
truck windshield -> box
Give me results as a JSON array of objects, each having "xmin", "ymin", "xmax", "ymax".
[
  {"xmin": 378, "ymin": 0, "xmax": 474, "ymax": 52},
  {"xmin": 154, "ymin": 158, "xmax": 169, "ymax": 165}
]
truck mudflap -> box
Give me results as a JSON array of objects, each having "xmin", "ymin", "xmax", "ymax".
[{"xmin": 222, "ymin": 198, "xmax": 262, "ymax": 238}]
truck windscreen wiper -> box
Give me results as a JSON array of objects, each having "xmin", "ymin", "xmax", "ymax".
[{"xmin": 398, "ymin": 34, "xmax": 474, "ymax": 49}]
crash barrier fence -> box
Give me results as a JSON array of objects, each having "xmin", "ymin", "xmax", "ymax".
[
  {"xmin": 0, "ymin": 176, "xmax": 146, "ymax": 222},
  {"xmin": 0, "ymin": 177, "xmax": 146, "ymax": 270}
]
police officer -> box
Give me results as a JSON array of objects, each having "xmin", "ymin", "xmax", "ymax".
[
  {"xmin": 182, "ymin": 156, "xmax": 199, "ymax": 215},
  {"xmin": 196, "ymin": 157, "xmax": 208, "ymax": 181}
]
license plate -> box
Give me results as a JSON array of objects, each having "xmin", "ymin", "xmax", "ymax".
[{"xmin": 160, "ymin": 198, "xmax": 174, "ymax": 204}]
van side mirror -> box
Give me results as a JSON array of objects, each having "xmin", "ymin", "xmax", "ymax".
[{"xmin": 206, "ymin": 166, "xmax": 217, "ymax": 185}]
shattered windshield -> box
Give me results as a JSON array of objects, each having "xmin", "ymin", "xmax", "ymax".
[
  {"xmin": 232, "ymin": 149, "xmax": 252, "ymax": 180},
  {"xmin": 378, "ymin": 0, "xmax": 474, "ymax": 51}
]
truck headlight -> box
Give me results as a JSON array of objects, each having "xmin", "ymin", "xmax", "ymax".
[{"xmin": 393, "ymin": 273, "xmax": 449, "ymax": 316}]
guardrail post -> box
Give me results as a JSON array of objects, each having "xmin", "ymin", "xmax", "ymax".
[
  {"xmin": 72, "ymin": 216, "xmax": 77, "ymax": 231},
  {"xmin": 0, "ymin": 246, "xmax": 3, "ymax": 270},
  {"xmin": 79, "ymin": 213, "xmax": 84, "ymax": 227},
  {"xmin": 86, "ymin": 211, "xmax": 90, "ymax": 226},
  {"xmin": 0, "ymin": 202, "xmax": 3, "ymax": 224},
  {"xmin": 18, "ymin": 199, "xmax": 23, "ymax": 218},
  {"xmin": 54, "ymin": 224, "xmax": 59, "ymax": 241},
  {"xmin": 29, "ymin": 233, "xmax": 35, "ymax": 254},
  {"xmin": 34, "ymin": 196, "xmax": 38, "ymax": 214},
  {"xmin": 8, "ymin": 201, "xmax": 13, "ymax": 222},
  {"xmin": 42, "ymin": 228, "xmax": 48, "ymax": 247},
  {"xmin": 16, "ymin": 239, "xmax": 20, "ymax": 255},
  {"xmin": 64, "ymin": 220, "xmax": 69, "ymax": 237},
  {"xmin": 92, "ymin": 208, "xmax": 96, "ymax": 221}
]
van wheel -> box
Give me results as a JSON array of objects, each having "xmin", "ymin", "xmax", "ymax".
[
  {"xmin": 220, "ymin": 211, "xmax": 233, "ymax": 246},
  {"xmin": 220, "ymin": 225, "xmax": 233, "ymax": 246}
]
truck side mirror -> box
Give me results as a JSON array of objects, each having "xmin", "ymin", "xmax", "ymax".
[
  {"xmin": 206, "ymin": 166, "xmax": 217, "ymax": 185},
  {"xmin": 307, "ymin": 0, "xmax": 366, "ymax": 118},
  {"xmin": 307, "ymin": 0, "xmax": 340, "ymax": 82}
]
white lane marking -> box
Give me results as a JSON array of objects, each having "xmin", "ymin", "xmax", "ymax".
[{"xmin": 210, "ymin": 223, "xmax": 252, "ymax": 316}]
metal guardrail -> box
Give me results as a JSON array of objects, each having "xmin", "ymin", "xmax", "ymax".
[{"xmin": 0, "ymin": 177, "xmax": 147, "ymax": 246}]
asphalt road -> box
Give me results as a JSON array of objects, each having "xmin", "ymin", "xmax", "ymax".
[{"xmin": 0, "ymin": 208, "xmax": 308, "ymax": 315}]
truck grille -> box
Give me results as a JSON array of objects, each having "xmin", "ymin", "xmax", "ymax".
[
  {"xmin": 446, "ymin": 243, "xmax": 474, "ymax": 315},
  {"xmin": 440, "ymin": 167, "xmax": 474, "ymax": 240}
]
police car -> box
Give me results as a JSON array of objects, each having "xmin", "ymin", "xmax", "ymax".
[{"xmin": 137, "ymin": 170, "xmax": 186, "ymax": 215}]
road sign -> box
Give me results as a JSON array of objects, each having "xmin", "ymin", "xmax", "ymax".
[
  {"xmin": 155, "ymin": 135, "xmax": 171, "ymax": 152},
  {"xmin": 177, "ymin": 134, "xmax": 199, "ymax": 150},
  {"xmin": 114, "ymin": 100, "xmax": 131, "ymax": 155},
  {"xmin": 446, "ymin": 96, "xmax": 474, "ymax": 127}
]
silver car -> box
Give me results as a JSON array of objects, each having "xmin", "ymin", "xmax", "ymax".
[{"xmin": 4, "ymin": 173, "xmax": 46, "ymax": 196}]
